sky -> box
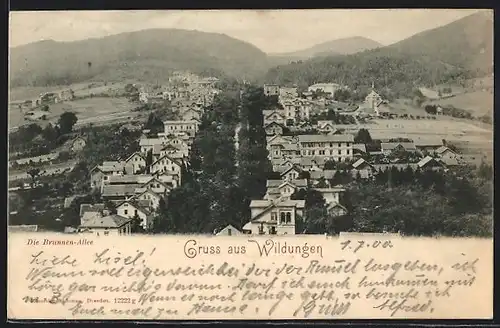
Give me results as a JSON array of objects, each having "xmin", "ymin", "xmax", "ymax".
[{"xmin": 9, "ymin": 9, "xmax": 486, "ymax": 53}]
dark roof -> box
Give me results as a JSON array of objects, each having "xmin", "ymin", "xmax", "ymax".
[
  {"xmin": 79, "ymin": 203, "xmax": 105, "ymax": 217},
  {"xmin": 102, "ymin": 184, "xmax": 141, "ymax": 197},
  {"xmin": 80, "ymin": 214, "xmax": 133, "ymax": 228},
  {"xmin": 298, "ymin": 134, "xmax": 354, "ymax": 143}
]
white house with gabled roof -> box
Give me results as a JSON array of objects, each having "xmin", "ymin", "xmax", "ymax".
[{"xmin": 242, "ymin": 198, "xmax": 305, "ymax": 235}]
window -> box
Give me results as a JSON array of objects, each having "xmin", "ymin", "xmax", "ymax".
[
  {"xmin": 346, "ymin": 143, "xmax": 350, "ymax": 147},
  {"xmin": 338, "ymin": 143, "xmax": 341, "ymax": 147},
  {"xmin": 338, "ymin": 150, "xmax": 341, "ymax": 155},
  {"xmin": 134, "ymin": 210, "xmax": 138, "ymax": 216},
  {"xmin": 228, "ymin": 228, "xmax": 232, "ymax": 236},
  {"xmin": 104, "ymin": 231, "xmax": 109, "ymax": 236},
  {"xmin": 124, "ymin": 210, "xmax": 128, "ymax": 215},
  {"xmin": 280, "ymin": 212, "xmax": 286, "ymax": 223},
  {"xmin": 286, "ymin": 212, "xmax": 292, "ymax": 223},
  {"xmin": 271, "ymin": 212, "xmax": 277, "ymax": 221},
  {"xmin": 330, "ymin": 143, "xmax": 333, "ymax": 147}
]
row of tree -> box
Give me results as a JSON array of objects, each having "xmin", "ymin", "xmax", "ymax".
[
  {"xmin": 265, "ymin": 50, "xmax": 475, "ymax": 101},
  {"xmin": 9, "ymin": 112, "xmax": 79, "ymax": 156},
  {"xmin": 152, "ymin": 89, "xmax": 243, "ymax": 233},
  {"xmin": 291, "ymin": 163, "xmax": 492, "ymax": 237}
]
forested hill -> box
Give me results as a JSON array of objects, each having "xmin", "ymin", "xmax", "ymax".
[
  {"xmin": 264, "ymin": 12, "xmax": 493, "ymax": 98},
  {"xmin": 271, "ymin": 36, "xmax": 383, "ymax": 59},
  {"xmin": 387, "ymin": 11, "xmax": 493, "ymax": 75},
  {"xmin": 9, "ymin": 29, "xmax": 270, "ymax": 87}
]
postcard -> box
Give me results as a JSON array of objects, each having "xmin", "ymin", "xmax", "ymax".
[{"xmin": 7, "ymin": 9, "xmax": 493, "ymax": 321}]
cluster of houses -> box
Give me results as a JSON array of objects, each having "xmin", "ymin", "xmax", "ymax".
[
  {"xmin": 262, "ymin": 82, "xmax": 390, "ymax": 135},
  {"xmin": 237, "ymin": 84, "xmax": 464, "ymax": 237},
  {"xmin": 9, "ymin": 135, "xmax": 87, "ymax": 169},
  {"xmin": 10, "ymin": 89, "xmax": 75, "ymax": 111},
  {"xmin": 75, "ymin": 73, "xmax": 219, "ymax": 236},
  {"xmin": 138, "ymin": 71, "xmax": 219, "ymax": 108}
]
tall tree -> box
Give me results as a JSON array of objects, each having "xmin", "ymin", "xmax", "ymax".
[{"xmin": 58, "ymin": 112, "xmax": 78, "ymax": 135}]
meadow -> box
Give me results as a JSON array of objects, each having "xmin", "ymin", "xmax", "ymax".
[
  {"xmin": 9, "ymin": 96, "xmax": 136, "ymax": 129},
  {"xmin": 426, "ymin": 90, "xmax": 493, "ymax": 117}
]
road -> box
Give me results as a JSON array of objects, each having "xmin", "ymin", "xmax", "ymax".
[{"xmin": 8, "ymin": 161, "xmax": 78, "ymax": 182}]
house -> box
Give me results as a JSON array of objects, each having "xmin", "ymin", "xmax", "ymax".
[
  {"xmin": 264, "ymin": 122, "xmax": 285, "ymax": 136},
  {"xmin": 62, "ymin": 136, "xmax": 86, "ymax": 153},
  {"xmin": 59, "ymin": 89, "xmax": 75, "ymax": 101},
  {"xmin": 317, "ymin": 120, "xmax": 337, "ymax": 133},
  {"xmin": 352, "ymin": 158, "xmax": 372, "ymax": 171},
  {"xmin": 264, "ymin": 179, "xmax": 308, "ymax": 200},
  {"xmin": 373, "ymin": 163, "xmax": 419, "ymax": 172},
  {"xmin": 116, "ymin": 200, "xmax": 154, "ymax": 230},
  {"xmin": 309, "ymin": 170, "xmax": 338, "ymax": 185},
  {"xmin": 106, "ymin": 174, "xmax": 155, "ymax": 185},
  {"xmin": 180, "ymin": 108, "xmax": 202, "ymax": 121},
  {"xmin": 308, "ymin": 83, "xmax": 341, "ymax": 96},
  {"xmin": 79, "ymin": 203, "xmax": 106, "ymax": 226},
  {"xmin": 79, "ymin": 214, "xmax": 133, "ymax": 236},
  {"xmin": 101, "ymin": 184, "xmax": 142, "ymax": 202},
  {"xmin": 140, "ymin": 138, "xmax": 168, "ymax": 153},
  {"xmin": 279, "ymin": 87, "xmax": 298, "ymax": 98},
  {"xmin": 263, "ymin": 110, "xmax": 286, "ymax": 126},
  {"xmin": 327, "ymin": 203, "xmax": 348, "ymax": 217},
  {"xmin": 414, "ymin": 139, "xmax": 444, "ymax": 153},
  {"xmin": 132, "ymin": 189, "xmax": 163, "ymax": 210},
  {"xmin": 153, "ymin": 144, "xmax": 187, "ymax": 162},
  {"xmin": 313, "ymin": 187, "xmax": 345, "ymax": 206},
  {"xmin": 163, "ymin": 120, "xmax": 199, "ymax": 136},
  {"xmin": 298, "ymin": 157, "xmax": 324, "ymax": 172},
  {"xmin": 242, "ymin": 198, "xmax": 305, "ymax": 235},
  {"xmin": 280, "ymin": 165, "xmax": 303, "ymax": 181},
  {"xmin": 281, "ymin": 143, "xmax": 302, "ymax": 159},
  {"xmin": 266, "ymin": 135, "xmax": 295, "ymax": 155},
  {"xmin": 264, "ymin": 84, "xmax": 280, "ymax": 96},
  {"xmin": 90, "ymin": 161, "xmax": 125, "ymax": 191},
  {"xmin": 280, "ymin": 99, "xmax": 313, "ymax": 123},
  {"xmin": 351, "ymin": 158, "xmax": 375, "ymax": 179},
  {"xmin": 123, "ymin": 152, "xmax": 147, "ymax": 174},
  {"xmin": 216, "ymin": 224, "xmax": 242, "ymax": 236},
  {"xmin": 380, "ymin": 142, "xmax": 417, "ymax": 155},
  {"xmin": 298, "ymin": 134, "xmax": 354, "ymax": 162},
  {"xmin": 417, "ymin": 156, "xmax": 445, "ymax": 170},
  {"xmin": 140, "ymin": 177, "xmax": 173, "ymax": 196},
  {"xmin": 352, "ymin": 144, "xmax": 367, "ymax": 155},
  {"xmin": 150, "ymin": 154, "xmax": 183, "ymax": 181},
  {"xmin": 365, "ymin": 83, "xmax": 383, "ymax": 110},
  {"xmin": 435, "ymin": 146, "xmax": 458, "ymax": 162}
]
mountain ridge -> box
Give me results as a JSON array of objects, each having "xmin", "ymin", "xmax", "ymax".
[
  {"xmin": 269, "ymin": 36, "xmax": 384, "ymax": 59},
  {"xmin": 263, "ymin": 12, "xmax": 493, "ymax": 97},
  {"xmin": 9, "ymin": 28, "xmax": 270, "ymax": 87}
]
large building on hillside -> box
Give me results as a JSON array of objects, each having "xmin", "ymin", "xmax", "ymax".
[
  {"xmin": 308, "ymin": 83, "xmax": 341, "ymax": 96},
  {"xmin": 264, "ymin": 84, "xmax": 280, "ymax": 96},
  {"xmin": 297, "ymin": 134, "xmax": 354, "ymax": 162}
]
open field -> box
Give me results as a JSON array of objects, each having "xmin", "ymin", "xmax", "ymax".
[
  {"xmin": 425, "ymin": 90, "xmax": 493, "ymax": 117},
  {"xmin": 8, "ymin": 161, "xmax": 78, "ymax": 182},
  {"xmin": 9, "ymin": 96, "xmax": 137, "ymax": 129},
  {"xmin": 337, "ymin": 117, "xmax": 492, "ymax": 151},
  {"xmin": 8, "ymin": 81, "xmax": 129, "ymax": 102}
]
